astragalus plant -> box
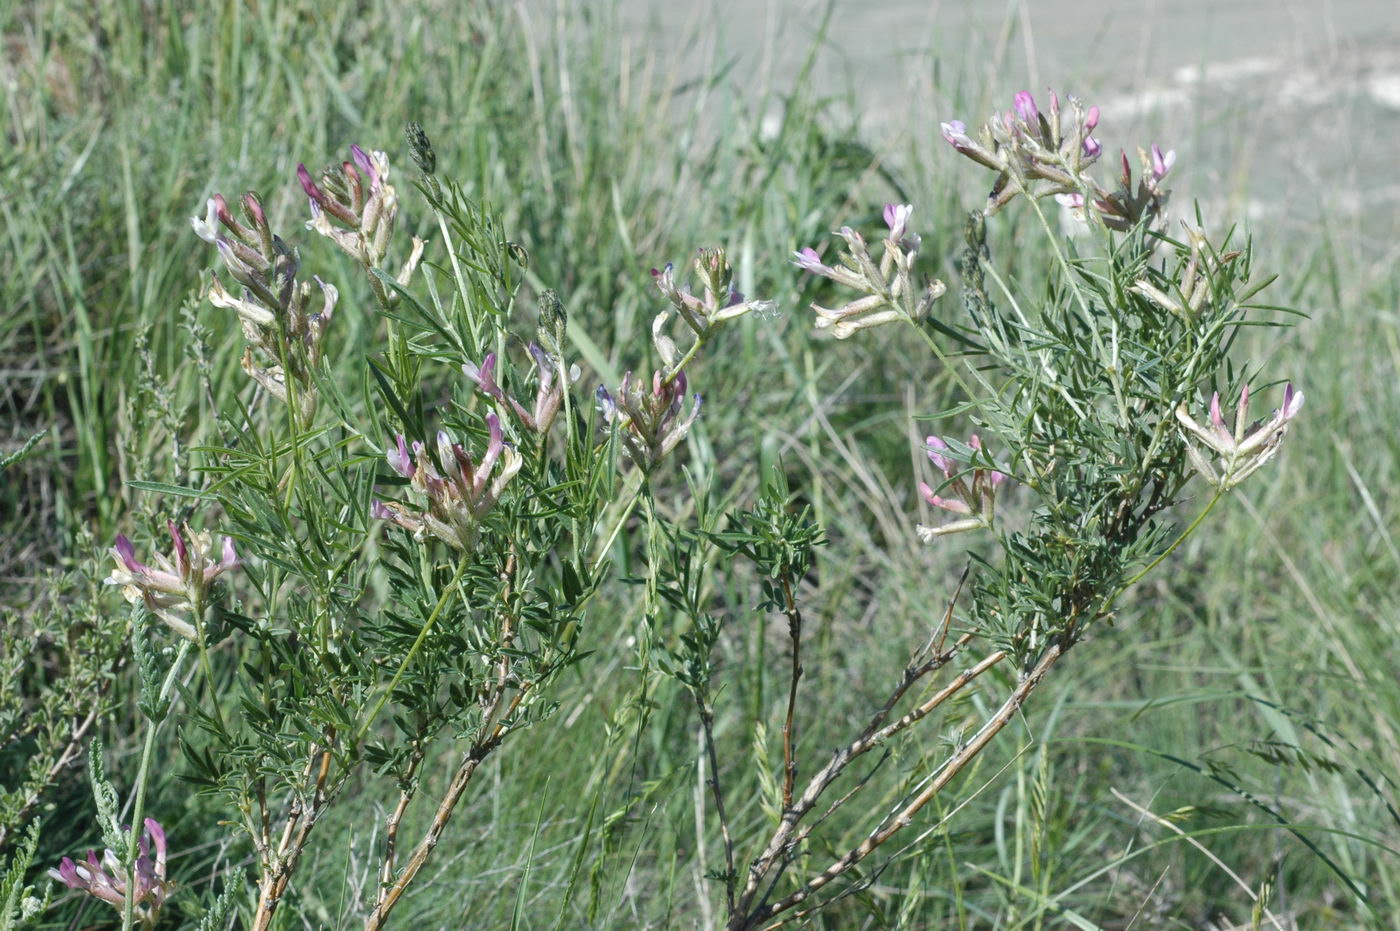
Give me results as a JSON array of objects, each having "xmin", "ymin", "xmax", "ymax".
[
  {"xmin": 651, "ymin": 90, "xmax": 1302, "ymax": 928},
  {"xmin": 44, "ymin": 121, "xmax": 776, "ymax": 929},
  {"xmin": 39, "ymin": 84, "xmax": 1304, "ymax": 928}
]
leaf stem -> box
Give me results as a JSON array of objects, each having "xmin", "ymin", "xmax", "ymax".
[
  {"xmin": 355, "ymin": 554, "xmax": 472, "ymax": 745},
  {"xmin": 121, "ymin": 639, "xmax": 192, "ymax": 931}
]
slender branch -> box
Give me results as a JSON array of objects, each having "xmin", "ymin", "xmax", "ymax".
[
  {"xmin": 0, "ymin": 703, "xmax": 100, "ymax": 850},
  {"xmin": 252, "ymin": 737, "xmax": 335, "ymax": 931},
  {"xmin": 1118, "ymin": 489, "xmax": 1223, "ymax": 594},
  {"xmin": 363, "ymin": 688, "xmax": 530, "ymax": 930},
  {"xmin": 736, "ymin": 643, "xmax": 1065, "ymax": 929},
  {"xmin": 355, "ymin": 554, "xmax": 472, "ymax": 745},
  {"xmin": 363, "ymin": 551, "xmax": 524, "ymax": 929},
  {"xmin": 698, "ymin": 697, "xmax": 737, "ymax": 914},
  {"xmin": 857, "ymin": 649, "xmax": 1006, "ymax": 760},
  {"xmin": 120, "ymin": 640, "xmax": 192, "ymax": 931},
  {"xmin": 591, "ymin": 471, "xmax": 644, "ymax": 572},
  {"xmin": 732, "ymin": 643, "xmax": 1002, "ymax": 920},
  {"xmin": 660, "ymin": 329, "xmax": 710, "ymax": 388},
  {"xmin": 732, "ymin": 612, "xmax": 991, "ymax": 913},
  {"xmin": 778, "ymin": 576, "xmax": 803, "ymax": 811},
  {"xmin": 377, "ymin": 750, "xmax": 423, "ymax": 898}
]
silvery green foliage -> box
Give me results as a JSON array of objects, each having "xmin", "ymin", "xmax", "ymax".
[
  {"xmin": 72, "ymin": 126, "xmax": 772, "ymax": 929},
  {"xmin": 674, "ymin": 91, "xmax": 1303, "ymax": 929},
  {"xmin": 963, "ymin": 210, "xmax": 1292, "ymax": 660},
  {"xmin": 178, "ymin": 153, "xmax": 616, "ymax": 925},
  {"xmin": 0, "ymin": 821, "xmax": 47, "ymax": 930},
  {"xmin": 191, "ymin": 880, "xmax": 239, "ymax": 931},
  {"xmin": 85, "ymin": 738, "xmax": 123, "ymax": 854}
]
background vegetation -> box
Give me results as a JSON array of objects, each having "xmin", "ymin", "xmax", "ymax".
[{"xmin": 2, "ymin": 0, "xmax": 1397, "ymax": 927}]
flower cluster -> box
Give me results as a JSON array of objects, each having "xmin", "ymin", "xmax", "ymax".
[
  {"xmin": 942, "ymin": 90, "xmax": 1174, "ymax": 230},
  {"xmin": 193, "ymin": 192, "xmax": 338, "ymax": 419},
  {"xmin": 297, "ymin": 144, "xmax": 424, "ymax": 292},
  {"xmin": 48, "ymin": 819, "xmax": 173, "ymax": 922},
  {"xmin": 373, "ymin": 415, "xmax": 523, "ymax": 550},
  {"xmin": 1176, "ymin": 384, "xmax": 1304, "ymax": 489},
  {"xmin": 916, "ymin": 434, "xmax": 1008, "ymax": 541},
  {"xmin": 792, "ymin": 204, "xmax": 945, "ymax": 338},
  {"xmin": 941, "ymin": 90, "xmax": 1103, "ymax": 214},
  {"xmin": 596, "ymin": 370, "xmax": 701, "ymax": 472},
  {"xmin": 1065, "ymin": 143, "xmax": 1176, "ymax": 232},
  {"xmin": 107, "ymin": 523, "xmax": 239, "ymax": 641},
  {"xmin": 651, "ymin": 246, "xmax": 777, "ymax": 370},
  {"xmin": 463, "ymin": 343, "xmax": 579, "ymax": 436}
]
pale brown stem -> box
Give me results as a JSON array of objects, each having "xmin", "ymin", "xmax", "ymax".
[
  {"xmin": 253, "ymin": 740, "xmax": 335, "ymax": 931},
  {"xmin": 365, "ymin": 555, "xmax": 522, "ymax": 930},
  {"xmin": 698, "ymin": 699, "xmax": 736, "ymax": 914},
  {"xmin": 857, "ymin": 648, "xmax": 1006, "ymax": 760},
  {"xmin": 734, "ymin": 644, "xmax": 1064, "ymax": 929},
  {"xmin": 363, "ymin": 689, "xmax": 528, "ymax": 930},
  {"xmin": 376, "ymin": 753, "xmax": 422, "ymax": 901},
  {"xmin": 733, "ymin": 639, "xmax": 999, "ymax": 915}
]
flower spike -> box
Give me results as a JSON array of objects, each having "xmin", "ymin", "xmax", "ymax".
[
  {"xmin": 1176, "ymin": 383, "xmax": 1304, "ymax": 489},
  {"xmin": 107, "ymin": 527, "xmax": 238, "ymax": 640},
  {"xmin": 49, "ymin": 819, "xmax": 175, "ymax": 922}
]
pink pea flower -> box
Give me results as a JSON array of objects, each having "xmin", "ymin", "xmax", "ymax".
[
  {"xmin": 1150, "ymin": 143, "xmax": 1176, "ymax": 181},
  {"xmin": 792, "ymin": 247, "xmax": 833, "ymax": 275},
  {"xmin": 1176, "ymin": 383, "xmax": 1304, "ymax": 489},
  {"xmin": 386, "ymin": 434, "xmax": 416, "ymax": 478},
  {"xmin": 597, "ymin": 369, "xmax": 702, "ymax": 472},
  {"xmin": 1012, "ymin": 91, "xmax": 1039, "ymax": 125},
  {"xmin": 883, "ymin": 203, "xmax": 915, "ymax": 247},
  {"xmin": 107, "ymin": 524, "xmax": 238, "ymax": 640},
  {"xmin": 461, "ymin": 353, "xmax": 506, "ymax": 403},
  {"xmin": 464, "ymin": 346, "xmax": 577, "ymax": 436},
  {"xmin": 49, "ymin": 819, "xmax": 173, "ymax": 922},
  {"xmin": 372, "ymin": 414, "xmax": 523, "ymax": 550},
  {"xmin": 917, "ymin": 434, "xmax": 1008, "ymax": 541}
]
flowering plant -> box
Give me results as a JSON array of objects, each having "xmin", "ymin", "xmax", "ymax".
[
  {"xmin": 48, "ymin": 82, "xmax": 1301, "ymax": 929},
  {"xmin": 58, "ymin": 116, "xmax": 779, "ymax": 930},
  {"xmin": 666, "ymin": 90, "xmax": 1303, "ymax": 928}
]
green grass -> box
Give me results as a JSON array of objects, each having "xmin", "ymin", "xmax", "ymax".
[{"xmin": 3, "ymin": 0, "xmax": 1398, "ymax": 928}]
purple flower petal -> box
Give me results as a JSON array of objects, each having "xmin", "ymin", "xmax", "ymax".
[
  {"xmin": 296, "ymin": 164, "xmax": 325, "ymax": 205},
  {"xmin": 940, "ymin": 120, "xmax": 971, "ymax": 147},
  {"xmin": 791, "ymin": 247, "xmax": 829, "ymax": 274},
  {"xmin": 219, "ymin": 537, "xmax": 239, "ymax": 572},
  {"xmin": 349, "ymin": 144, "xmax": 379, "ymax": 188},
  {"xmin": 925, "ymin": 436, "xmax": 953, "ymax": 475},
  {"xmin": 1281, "ymin": 383, "xmax": 1304, "ymax": 419},
  {"xmin": 386, "ymin": 434, "xmax": 415, "ymax": 478},
  {"xmin": 113, "ymin": 535, "xmax": 146, "ymax": 574},
  {"xmin": 167, "ymin": 521, "xmax": 190, "ymax": 576},
  {"xmin": 1150, "ymin": 143, "xmax": 1176, "ymax": 180},
  {"xmin": 883, "ymin": 203, "xmax": 913, "ymax": 242},
  {"xmin": 1013, "ymin": 91, "xmax": 1038, "ymax": 124}
]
